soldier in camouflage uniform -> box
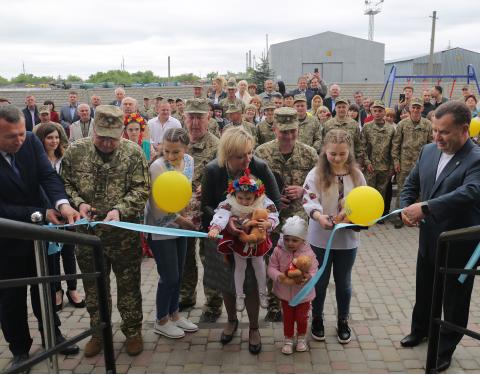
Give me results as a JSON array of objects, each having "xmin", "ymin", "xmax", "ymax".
[
  {"xmin": 322, "ymin": 97, "xmax": 365, "ymax": 166},
  {"xmin": 207, "ymin": 102, "xmax": 221, "ymax": 138},
  {"xmin": 177, "ymin": 98, "xmax": 223, "ymax": 322},
  {"xmin": 391, "ymin": 97, "xmax": 433, "ymax": 228},
  {"xmin": 223, "ymin": 103, "xmax": 257, "ymax": 140},
  {"xmin": 361, "ymin": 100, "xmax": 395, "ymax": 218},
  {"xmin": 293, "ymin": 94, "xmax": 322, "ymax": 153},
  {"xmin": 138, "ymin": 96, "xmax": 156, "ymax": 121},
  {"xmin": 256, "ymin": 101, "xmax": 276, "ymax": 146},
  {"xmin": 219, "ymin": 81, "xmax": 246, "ymax": 113},
  {"xmin": 172, "ymin": 98, "xmax": 185, "ymax": 128},
  {"xmin": 255, "ymin": 107, "xmax": 318, "ymax": 321},
  {"xmin": 61, "ymin": 105, "xmax": 150, "ymax": 357}
]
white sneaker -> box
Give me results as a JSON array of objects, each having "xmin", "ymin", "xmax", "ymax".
[
  {"xmin": 174, "ymin": 317, "xmax": 199, "ymax": 332},
  {"xmin": 259, "ymin": 293, "xmax": 268, "ymax": 309},
  {"xmin": 154, "ymin": 320, "xmax": 185, "ymax": 339},
  {"xmin": 236, "ymin": 295, "xmax": 245, "ymax": 312}
]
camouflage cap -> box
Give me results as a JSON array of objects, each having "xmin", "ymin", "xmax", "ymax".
[
  {"xmin": 225, "ymin": 103, "xmax": 243, "ymax": 114},
  {"xmin": 193, "ymin": 83, "xmax": 203, "ymax": 88},
  {"xmin": 39, "ymin": 105, "xmax": 50, "ymax": 114},
  {"xmin": 153, "ymin": 94, "xmax": 164, "ymax": 100},
  {"xmin": 335, "ymin": 97, "xmax": 349, "ymax": 105},
  {"xmin": 262, "ymin": 101, "xmax": 276, "ymax": 111},
  {"xmin": 245, "ymin": 104, "xmax": 257, "ymax": 111},
  {"xmin": 293, "ymin": 94, "xmax": 307, "ymax": 103},
  {"xmin": 410, "ymin": 97, "xmax": 424, "ymax": 107},
  {"xmin": 226, "ymin": 81, "xmax": 237, "ymax": 90},
  {"xmin": 184, "ymin": 98, "xmax": 209, "ymax": 114},
  {"xmin": 371, "ymin": 100, "xmax": 385, "ymax": 109},
  {"xmin": 274, "ymin": 107, "xmax": 299, "ymax": 131},
  {"xmin": 93, "ymin": 105, "xmax": 124, "ymax": 138}
]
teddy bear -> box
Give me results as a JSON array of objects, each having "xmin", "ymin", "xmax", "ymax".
[
  {"xmin": 278, "ymin": 255, "xmax": 313, "ymax": 285},
  {"xmin": 238, "ymin": 208, "xmax": 269, "ymax": 244}
]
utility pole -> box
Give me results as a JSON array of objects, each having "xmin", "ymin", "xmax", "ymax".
[
  {"xmin": 266, "ymin": 34, "xmax": 269, "ymax": 59},
  {"xmin": 428, "ymin": 11, "xmax": 438, "ymax": 76},
  {"xmin": 22, "ymin": 61, "xmax": 26, "ymax": 75},
  {"xmin": 249, "ymin": 50, "xmax": 252, "ymax": 69},
  {"xmin": 121, "ymin": 56, "xmax": 125, "ymax": 71},
  {"xmin": 168, "ymin": 56, "xmax": 171, "ymax": 79},
  {"xmin": 364, "ymin": 0, "xmax": 384, "ymax": 41}
]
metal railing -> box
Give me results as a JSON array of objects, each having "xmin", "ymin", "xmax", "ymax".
[
  {"xmin": 0, "ymin": 216, "xmax": 116, "ymax": 374},
  {"xmin": 426, "ymin": 225, "xmax": 480, "ymax": 373}
]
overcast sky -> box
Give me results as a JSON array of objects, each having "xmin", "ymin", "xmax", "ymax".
[{"xmin": 1, "ymin": 0, "xmax": 477, "ymax": 79}]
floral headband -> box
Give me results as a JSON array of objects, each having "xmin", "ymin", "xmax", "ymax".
[
  {"xmin": 124, "ymin": 112, "xmax": 146, "ymax": 132},
  {"xmin": 227, "ymin": 169, "xmax": 265, "ymax": 197}
]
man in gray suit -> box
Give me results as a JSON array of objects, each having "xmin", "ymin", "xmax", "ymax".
[
  {"xmin": 59, "ymin": 91, "xmax": 80, "ymax": 134},
  {"xmin": 400, "ymin": 101, "xmax": 480, "ymax": 372}
]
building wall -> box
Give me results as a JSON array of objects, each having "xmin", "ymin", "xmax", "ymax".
[{"xmin": 269, "ymin": 32, "xmax": 385, "ymax": 84}]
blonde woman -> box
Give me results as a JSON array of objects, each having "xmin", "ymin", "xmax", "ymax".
[
  {"xmin": 309, "ymin": 95, "xmax": 324, "ymax": 115},
  {"xmin": 208, "ymin": 76, "xmax": 227, "ymax": 104},
  {"xmin": 237, "ymin": 80, "xmax": 252, "ymax": 105},
  {"xmin": 315, "ymin": 106, "xmax": 332, "ymax": 126}
]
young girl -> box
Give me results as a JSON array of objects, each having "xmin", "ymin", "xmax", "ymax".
[
  {"xmin": 208, "ymin": 169, "xmax": 279, "ymax": 311},
  {"xmin": 144, "ymin": 128, "xmax": 198, "ymax": 339},
  {"xmin": 267, "ymin": 216, "xmax": 319, "ymax": 355},
  {"xmin": 303, "ymin": 129, "xmax": 366, "ymax": 344},
  {"xmin": 123, "ymin": 112, "xmax": 155, "ymax": 161}
]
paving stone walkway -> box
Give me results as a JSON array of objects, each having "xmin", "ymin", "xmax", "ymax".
[{"xmin": 1, "ymin": 223, "xmax": 479, "ymax": 373}]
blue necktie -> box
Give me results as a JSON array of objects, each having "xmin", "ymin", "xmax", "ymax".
[{"xmin": 8, "ymin": 153, "xmax": 21, "ymax": 178}]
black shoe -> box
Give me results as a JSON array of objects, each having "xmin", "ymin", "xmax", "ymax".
[
  {"xmin": 178, "ymin": 301, "xmax": 196, "ymax": 312},
  {"xmin": 435, "ymin": 356, "xmax": 452, "ymax": 373},
  {"xmin": 10, "ymin": 353, "xmax": 30, "ymax": 373},
  {"xmin": 41, "ymin": 332, "xmax": 80, "ymax": 355},
  {"xmin": 55, "ymin": 289, "xmax": 64, "ymax": 312},
  {"xmin": 394, "ymin": 221, "xmax": 404, "ymax": 229},
  {"xmin": 311, "ymin": 317, "xmax": 325, "ymax": 341},
  {"xmin": 264, "ymin": 310, "xmax": 282, "ymax": 322},
  {"xmin": 337, "ymin": 319, "xmax": 351, "ymax": 344},
  {"xmin": 199, "ymin": 310, "xmax": 221, "ymax": 323},
  {"xmin": 400, "ymin": 333, "xmax": 426, "ymax": 347},
  {"xmin": 66, "ymin": 290, "xmax": 86, "ymax": 308},
  {"xmin": 220, "ymin": 319, "xmax": 238, "ymax": 345},
  {"xmin": 248, "ymin": 328, "xmax": 262, "ymax": 355}
]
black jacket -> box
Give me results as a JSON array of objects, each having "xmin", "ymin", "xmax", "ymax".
[
  {"xmin": 201, "ymin": 156, "xmax": 281, "ymax": 230},
  {"xmin": 22, "ymin": 106, "xmax": 40, "ymax": 131}
]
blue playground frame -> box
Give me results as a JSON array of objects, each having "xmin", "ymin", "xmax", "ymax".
[{"xmin": 381, "ymin": 64, "xmax": 480, "ymax": 107}]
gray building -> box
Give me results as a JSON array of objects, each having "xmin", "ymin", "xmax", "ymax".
[
  {"xmin": 268, "ymin": 31, "xmax": 385, "ymax": 85},
  {"xmin": 384, "ymin": 47, "xmax": 480, "ymax": 82}
]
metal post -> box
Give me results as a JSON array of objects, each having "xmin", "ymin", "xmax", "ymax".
[
  {"xmin": 92, "ymin": 244, "xmax": 116, "ymax": 374},
  {"xmin": 428, "ymin": 11, "xmax": 438, "ymax": 76},
  {"xmin": 31, "ymin": 212, "xmax": 58, "ymax": 373},
  {"xmin": 425, "ymin": 240, "xmax": 448, "ymax": 373}
]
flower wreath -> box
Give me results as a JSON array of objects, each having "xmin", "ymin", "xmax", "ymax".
[
  {"xmin": 227, "ymin": 168, "xmax": 265, "ymax": 197},
  {"xmin": 124, "ymin": 112, "xmax": 147, "ymax": 132}
]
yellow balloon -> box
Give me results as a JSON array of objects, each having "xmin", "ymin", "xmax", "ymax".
[
  {"xmin": 344, "ymin": 186, "xmax": 384, "ymax": 226},
  {"xmin": 152, "ymin": 171, "xmax": 192, "ymax": 213},
  {"xmin": 469, "ymin": 117, "xmax": 480, "ymax": 138}
]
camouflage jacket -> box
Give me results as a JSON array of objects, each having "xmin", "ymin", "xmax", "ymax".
[
  {"xmin": 172, "ymin": 112, "xmax": 185, "ymax": 128},
  {"xmin": 208, "ymin": 118, "xmax": 221, "ymax": 138},
  {"xmin": 361, "ymin": 120, "xmax": 395, "ymax": 171},
  {"xmin": 391, "ymin": 117, "xmax": 433, "ymax": 169},
  {"xmin": 256, "ymin": 120, "xmax": 275, "ymax": 146},
  {"xmin": 138, "ymin": 105, "xmax": 156, "ymax": 121},
  {"xmin": 187, "ymin": 132, "xmax": 219, "ymax": 190},
  {"xmin": 255, "ymin": 140, "xmax": 318, "ymax": 224},
  {"xmin": 223, "ymin": 120, "xmax": 257, "ymax": 139},
  {"xmin": 219, "ymin": 97, "xmax": 246, "ymax": 113},
  {"xmin": 61, "ymin": 138, "xmax": 150, "ymax": 220},
  {"xmin": 297, "ymin": 115, "xmax": 322, "ymax": 153},
  {"xmin": 323, "ymin": 116, "xmax": 365, "ymax": 166}
]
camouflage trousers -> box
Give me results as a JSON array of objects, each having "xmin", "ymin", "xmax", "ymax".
[
  {"xmin": 366, "ymin": 170, "xmax": 392, "ymax": 215},
  {"xmin": 179, "ymin": 237, "xmax": 223, "ymax": 314},
  {"xmin": 76, "ymin": 227, "xmax": 143, "ymax": 338}
]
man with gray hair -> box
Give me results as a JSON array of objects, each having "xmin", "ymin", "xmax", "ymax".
[
  {"xmin": 323, "ymin": 84, "xmax": 341, "ymax": 117},
  {"xmin": 121, "ymin": 97, "xmax": 138, "ymax": 116},
  {"xmin": 110, "ymin": 87, "xmax": 126, "ymax": 107},
  {"xmin": 69, "ymin": 103, "xmax": 94, "ymax": 142},
  {"xmin": 259, "ymin": 79, "xmax": 280, "ymax": 103}
]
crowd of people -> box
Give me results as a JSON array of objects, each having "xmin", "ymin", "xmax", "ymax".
[{"xmin": 0, "ymin": 72, "xmax": 479, "ymax": 372}]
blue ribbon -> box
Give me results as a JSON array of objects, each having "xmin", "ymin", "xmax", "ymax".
[
  {"xmin": 289, "ymin": 209, "xmax": 403, "ymax": 307},
  {"xmin": 46, "ymin": 218, "xmax": 222, "ymax": 254},
  {"xmin": 458, "ymin": 242, "xmax": 480, "ymax": 283}
]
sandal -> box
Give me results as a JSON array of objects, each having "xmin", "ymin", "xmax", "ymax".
[
  {"xmin": 296, "ymin": 336, "xmax": 309, "ymax": 352},
  {"xmin": 281, "ymin": 338, "xmax": 294, "ymax": 355}
]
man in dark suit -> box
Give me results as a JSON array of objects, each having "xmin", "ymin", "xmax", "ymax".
[
  {"xmin": 323, "ymin": 84, "xmax": 341, "ymax": 117},
  {"xmin": 110, "ymin": 87, "xmax": 125, "ymax": 107},
  {"xmin": 0, "ymin": 105, "xmax": 81, "ymax": 369},
  {"xmin": 21, "ymin": 95, "xmax": 40, "ymax": 131},
  {"xmin": 400, "ymin": 101, "xmax": 480, "ymax": 372},
  {"xmin": 59, "ymin": 91, "xmax": 80, "ymax": 133}
]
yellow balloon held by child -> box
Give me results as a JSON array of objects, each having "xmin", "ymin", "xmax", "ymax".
[
  {"xmin": 344, "ymin": 186, "xmax": 384, "ymax": 226},
  {"xmin": 469, "ymin": 117, "xmax": 480, "ymax": 138},
  {"xmin": 152, "ymin": 171, "xmax": 192, "ymax": 213}
]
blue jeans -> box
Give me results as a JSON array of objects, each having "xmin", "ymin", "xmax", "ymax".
[
  {"xmin": 311, "ymin": 245, "xmax": 357, "ymax": 320},
  {"xmin": 149, "ymin": 237, "xmax": 187, "ymax": 320}
]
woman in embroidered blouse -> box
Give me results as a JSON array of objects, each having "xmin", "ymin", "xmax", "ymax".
[
  {"xmin": 144, "ymin": 128, "xmax": 198, "ymax": 339},
  {"xmin": 302, "ymin": 129, "xmax": 366, "ymax": 345}
]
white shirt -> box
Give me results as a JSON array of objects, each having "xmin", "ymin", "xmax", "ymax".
[
  {"xmin": 435, "ymin": 152, "xmax": 455, "ymax": 181},
  {"xmin": 147, "ymin": 116, "xmax": 182, "ymax": 148}
]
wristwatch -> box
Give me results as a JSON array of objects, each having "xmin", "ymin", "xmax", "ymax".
[{"xmin": 421, "ymin": 202, "xmax": 430, "ymax": 216}]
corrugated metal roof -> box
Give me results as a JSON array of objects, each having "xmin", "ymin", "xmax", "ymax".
[
  {"xmin": 270, "ymin": 31, "xmax": 384, "ymax": 48},
  {"xmin": 385, "ymin": 47, "xmax": 479, "ymax": 64}
]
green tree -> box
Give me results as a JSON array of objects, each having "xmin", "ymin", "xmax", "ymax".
[
  {"xmin": 0, "ymin": 76, "xmax": 9, "ymax": 85},
  {"xmin": 205, "ymin": 71, "xmax": 218, "ymax": 82},
  {"xmin": 250, "ymin": 56, "xmax": 274, "ymax": 93},
  {"xmin": 66, "ymin": 74, "xmax": 83, "ymax": 82},
  {"xmin": 10, "ymin": 73, "xmax": 55, "ymax": 84}
]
